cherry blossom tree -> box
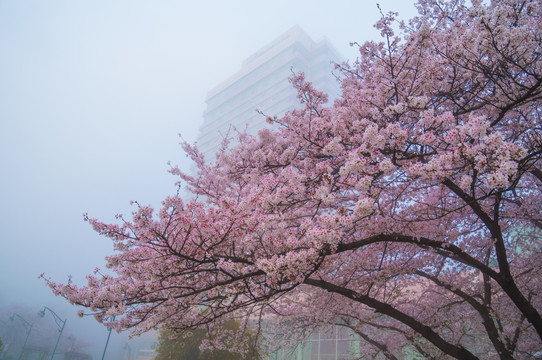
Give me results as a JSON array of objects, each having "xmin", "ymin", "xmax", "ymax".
[{"xmin": 44, "ymin": 0, "xmax": 542, "ymax": 359}]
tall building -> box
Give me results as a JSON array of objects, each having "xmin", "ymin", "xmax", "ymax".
[
  {"xmin": 196, "ymin": 25, "xmax": 343, "ymax": 163},
  {"xmin": 195, "ymin": 27, "xmax": 359, "ymax": 360}
]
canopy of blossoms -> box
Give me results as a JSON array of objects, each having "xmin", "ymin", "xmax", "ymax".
[{"xmin": 44, "ymin": 1, "xmax": 542, "ymax": 359}]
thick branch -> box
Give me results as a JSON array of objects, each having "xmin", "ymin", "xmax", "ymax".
[
  {"xmin": 415, "ymin": 270, "xmax": 514, "ymax": 360},
  {"xmin": 304, "ymin": 277, "xmax": 479, "ymax": 360}
]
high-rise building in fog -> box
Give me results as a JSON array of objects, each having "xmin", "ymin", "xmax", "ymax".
[
  {"xmin": 196, "ymin": 25, "xmax": 343, "ymax": 163},
  {"xmin": 194, "ymin": 27, "xmax": 359, "ymax": 360}
]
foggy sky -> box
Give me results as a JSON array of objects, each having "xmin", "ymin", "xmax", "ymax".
[{"xmin": 0, "ymin": 1, "xmax": 418, "ymax": 358}]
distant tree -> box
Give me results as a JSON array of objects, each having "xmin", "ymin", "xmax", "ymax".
[
  {"xmin": 155, "ymin": 320, "xmax": 260, "ymax": 360},
  {"xmin": 45, "ymin": 0, "xmax": 542, "ymax": 359}
]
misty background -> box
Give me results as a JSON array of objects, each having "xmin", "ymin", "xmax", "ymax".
[{"xmin": 0, "ymin": 1, "xmax": 417, "ymax": 359}]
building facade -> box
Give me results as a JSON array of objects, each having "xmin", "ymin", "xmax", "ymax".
[
  {"xmin": 270, "ymin": 326, "xmax": 361, "ymax": 360},
  {"xmin": 196, "ymin": 25, "xmax": 343, "ymax": 163}
]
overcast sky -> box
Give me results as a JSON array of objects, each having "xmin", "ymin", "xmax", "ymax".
[{"xmin": 0, "ymin": 0, "xmax": 418, "ymax": 358}]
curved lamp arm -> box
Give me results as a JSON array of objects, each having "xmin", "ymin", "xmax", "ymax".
[
  {"xmin": 38, "ymin": 307, "xmax": 66, "ymax": 360},
  {"xmin": 10, "ymin": 313, "xmax": 34, "ymax": 360},
  {"xmin": 38, "ymin": 307, "xmax": 66, "ymax": 332},
  {"xmin": 9, "ymin": 314, "xmax": 33, "ymax": 335}
]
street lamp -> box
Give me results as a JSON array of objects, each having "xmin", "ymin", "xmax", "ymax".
[
  {"xmin": 0, "ymin": 319, "xmax": 13, "ymax": 360},
  {"xmin": 101, "ymin": 316, "xmax": 115, "ymax": 360},
  {"xmin": 38, "ymin": 307, "xmax": 66, "ymax": 360},
  {"xmin": 123, "ymin": 343, "xmax": 132, "ymax": 360},
  {"xmin": 66, "ymin": 335, "xmax": 76, "ymax": 353},
  {"xmin": 9, "ymin": 314, "xmax": 33, "ymax": 360}
]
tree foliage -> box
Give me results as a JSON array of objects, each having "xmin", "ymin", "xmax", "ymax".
[
  {"xmin": 45, "ymin": 0, "xmax": 542, "ymax": 359},
  {"xmin": 155, "ymin": 320, "xmax": 260, "ymax": 360}
]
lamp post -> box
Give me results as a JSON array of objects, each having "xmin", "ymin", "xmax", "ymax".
[
  {"xmin": 38, "ymin": 307, "xmax": 66, "ymax": 360},
  {"xmin": 123, "ymin": 343, "xmax": 132, "ymax": 360},
  {"xmin": 9, "ymin": 314, "xmax": 33, "ymax": 360},
  {"xmin": 66, "ymin": 335, "xmax": 75, "ymax": 353},
  {"xmin": 0, "ymin": 319, "xmax": 13, "ymax": 360},
  {"xmin": 101, "ymin": 316, "xmax": 115, "ymax": 360}
]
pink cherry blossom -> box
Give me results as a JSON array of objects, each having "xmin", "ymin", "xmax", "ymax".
[{"xmin": 44, "ymin": 1, "xmax": 542, "ymax": 359}]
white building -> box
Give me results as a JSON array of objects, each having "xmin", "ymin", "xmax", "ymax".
[
  {"xmin": 196, "ymin": 25, "xmax": 343, "ymax": 163},
  {"xmin": 194, "ymin": 26, "xmax": 360, "ymax": 360}
]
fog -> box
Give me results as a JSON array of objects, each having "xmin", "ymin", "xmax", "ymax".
[{"xmin": 0, "ymin": 1, "xmax": 417, "ymax": 359}]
